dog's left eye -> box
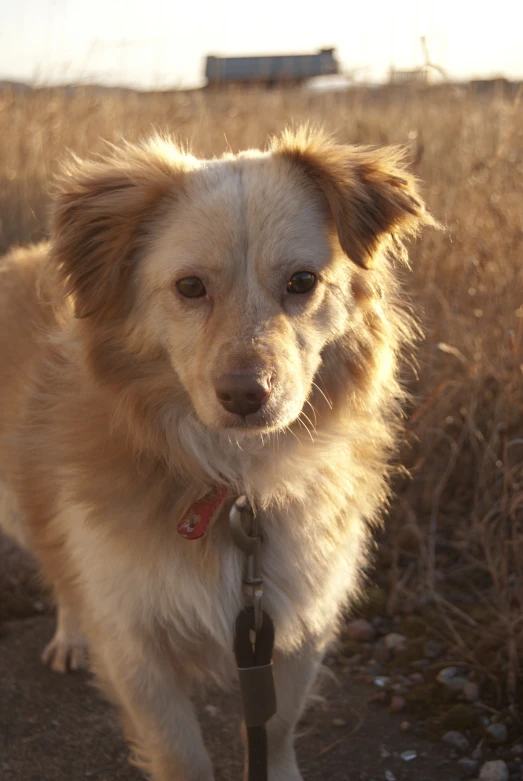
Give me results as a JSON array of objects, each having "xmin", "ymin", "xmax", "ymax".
[
  {"xmin": 286, "ymin": 272, "xmax": 317, "ymax": 295},
  {"xmin": 176, "ymin": 277, "xmax": 206, "ymax": 299}
]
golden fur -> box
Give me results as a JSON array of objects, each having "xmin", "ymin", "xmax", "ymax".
[{"xmin": 0, "ymin": 128, "xmax": 433, "ymax": 781}]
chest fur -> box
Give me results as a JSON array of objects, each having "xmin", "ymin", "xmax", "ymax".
[{"xmin": 61, "ymin": 495, "xmax": 367, "ymax": 667}]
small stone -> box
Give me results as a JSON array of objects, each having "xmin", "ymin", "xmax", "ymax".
[
  {"xmin": 478, "ymin": 759, "xmax": 509, "ymax": 781},
  {"xmin": 485, "ymin": 723, "xmax": 508, "ymax": 744},
  {"xmin": 463, "ymin": 681, "xmax": 480, "ymax": 702},
  {"xmin": 391, "ymin": 682, "xmax": 408, "ymax": 695},
  {"xmin": 380, "ymin": 745, "xmax": 391, "ymax": 759},
  {"xmin": 390, "ymin": 695, "xmax": 406, "ymax": 713},
  {"xmin": 346, "ymin": 619, "xmax": 375, "ymax": 642},
  {"xmin": 442, "ymin": 731, "xmax": 471, "ymax": 753},
  {"xmin": 424, "ymin": 639, "xmax": 443, "ymax": 659},
  {"xmin": 400, "ymin": 750, "xmax": 417, "ymax": 761},
  {"xmin": 203, "ymin": 705, "xmax": 219, "ymax": 717},
  {"xmin": 332, "ymin": 718, "xmax": 346, "ymax": 727},
  {"xmin": 437, "ymin": 668, "xmax": 468, "ymax": 692},
  {"xmin": 437, "ymin": 667, "xmax": 458, "ymax": 683},
  {"xmin": 400, "ymin": 721, "xmax": 411, "ymax": 732},
  {"xmin": 410, "ymin": 672, "xmax": 425, "ymax": 685},
  {"xmin": 384, "ymin": 633, "xmax": 407, "ymax": 652},
  {"xmin": 374, "ymin": 676, "xmax": 390, "ymax": 688},
  {"xmin": 384, "ymin": 771, "xmax": 396, "ymax": 781},
  {"xmin": 457, "ymin": 758, "xmax": 479, "ymax": 778}
]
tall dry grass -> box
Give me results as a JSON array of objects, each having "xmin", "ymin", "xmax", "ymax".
[{"xmin": 0, "ymin": 83, "xmax": 521, "ymax": 704}]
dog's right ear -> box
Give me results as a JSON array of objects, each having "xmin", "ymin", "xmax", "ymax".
[{"xmin": 51, "ymin": 138, "xmax": 194, "ymax": 319}]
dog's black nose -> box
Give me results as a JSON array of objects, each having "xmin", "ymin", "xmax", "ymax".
[{"xmin": 215, "ymin": 374, "xmax": 271, "ymax": 416}]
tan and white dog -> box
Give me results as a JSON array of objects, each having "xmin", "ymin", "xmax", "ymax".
[{"xmin": 0, "ymin": 128, "xmax": 432, "ymax": 781}]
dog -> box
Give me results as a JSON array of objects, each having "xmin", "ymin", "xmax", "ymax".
[{"xmin": 0, "ymin": 127, "xmax": 432, "ymax": 780}]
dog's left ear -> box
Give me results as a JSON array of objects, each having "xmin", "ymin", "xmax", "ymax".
[{"xmin": 273, "ymin": 129, "xmax": 434, "ymax": 269}]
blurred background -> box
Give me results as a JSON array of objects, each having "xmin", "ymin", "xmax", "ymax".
[
  {"xmin": 0, "ymin": 0, "xmax": 522, "ymax": 734},
  {"xmin": 1, "ymin": 0, "xmax": 522, "ymax": 89}
]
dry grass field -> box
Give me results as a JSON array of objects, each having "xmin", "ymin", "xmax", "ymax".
[{"xmin": 0, "ymin": 83, "xmax": 521, "ymax": 708}]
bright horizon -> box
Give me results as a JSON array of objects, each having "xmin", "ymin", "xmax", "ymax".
[{"xmin": 1, "ymin": 0, "xmax": 522, "ymax": 88}]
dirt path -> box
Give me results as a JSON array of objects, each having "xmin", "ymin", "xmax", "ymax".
[
  {"xmin": 0, "ymin": 613, "xmax": 463, "ymax": 781},
  {"xmin": 0, "ymin": 531, "xmax": 465, "ymax": 780}
]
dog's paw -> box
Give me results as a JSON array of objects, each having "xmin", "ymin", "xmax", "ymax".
[{"xmin": 42, "ymin": 632, "xmax": 89, "ymax": 673}]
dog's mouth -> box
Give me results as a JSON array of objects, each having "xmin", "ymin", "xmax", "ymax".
[
  {"xmin": 216, "ymin": 404, "xmax": 289, "ymax": 434},
  {"xmin": 200, "ymin": 388, "xmax": 305, "ymax": 435}
]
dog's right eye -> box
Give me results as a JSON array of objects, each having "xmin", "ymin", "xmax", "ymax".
[{"xmin": 176, "ymin": 277, "xmax": 206, "ymax": 299}]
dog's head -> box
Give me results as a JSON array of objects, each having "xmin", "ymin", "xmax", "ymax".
[{"xmin": 51, "ymin": 129, "xmax": 432, "ymax": 436}]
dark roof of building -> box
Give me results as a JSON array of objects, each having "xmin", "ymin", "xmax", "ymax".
[{"xmin": 205, "ymin": 49, "xmax": 338, "ymax": 82}]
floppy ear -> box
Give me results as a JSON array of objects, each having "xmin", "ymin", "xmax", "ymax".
[
  {"xmin": 51, "ymin": 137, "xmax": 194, "ymax": 319},
  {"xmin": 273, "ymin": 128, "xmax": 434, "ymax": 269}
]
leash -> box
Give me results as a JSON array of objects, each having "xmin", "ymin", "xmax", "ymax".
[
  {"xmin": 229, "ymin": 496, "xmax": 277, "ymax": 781},
  {"xmin": 177, "ymin": 489, "xmax": 277, "ymax": 780}
]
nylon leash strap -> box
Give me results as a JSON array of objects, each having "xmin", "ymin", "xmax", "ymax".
[{"xmin": 229, "ymin": 497, "xmax": 277, "ymax": 781}]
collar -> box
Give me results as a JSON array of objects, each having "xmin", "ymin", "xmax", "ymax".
[{"xmin": 177, "ymin": 484, "xmax": 229, "ymax": 540}]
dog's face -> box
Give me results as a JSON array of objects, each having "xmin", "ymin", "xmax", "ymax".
[
  {"xmin": 137, "ymin": 154, "xmax": 352, "ymax": 433},
  {"xmin": 51, "ymin": 130, "xmax": 430, "ymax": 435}
]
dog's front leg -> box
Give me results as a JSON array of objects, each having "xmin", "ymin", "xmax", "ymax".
[
  {"xmin": 265, "ymin": 641, "xmax": 323, "ymax": 781},
  {"xmin": 94, "ymin": 634, "xmax": 214, "ymax": 781}
]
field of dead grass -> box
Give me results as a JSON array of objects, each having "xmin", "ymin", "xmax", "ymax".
[{"xmin": 0, "ymin": 83, "xmax": 521, "ymax": 706}]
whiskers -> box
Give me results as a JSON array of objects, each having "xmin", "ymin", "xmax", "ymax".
[
  {"xmin": 297, "ymin": 408, "xmax": 317, "ymax": 442},
  {"xmin": 311, "ymin": 380, "xmax": 333, "ymax": 410},
  {"xmin": 283, "ymin": 424, "xmax": 301, "ymax": 445}
]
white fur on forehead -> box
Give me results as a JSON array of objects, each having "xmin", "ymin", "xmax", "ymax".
[{"xmin": 136, "ymin": 153, "xmax": 334, "ymax": 297}]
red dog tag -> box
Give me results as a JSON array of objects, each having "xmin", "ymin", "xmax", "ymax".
[{"xmin": 177, "ymin": 485, "xmax": 229, "ymax": 540}]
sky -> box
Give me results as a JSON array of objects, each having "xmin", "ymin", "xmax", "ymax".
[{"xmin": 0, "ymin": 0, "xmax": 522, "ymax": 88}]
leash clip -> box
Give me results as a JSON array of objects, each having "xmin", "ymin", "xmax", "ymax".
[{"xmin": 229, "ymin": 496, "xmax": 264, "ymax": 632}]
